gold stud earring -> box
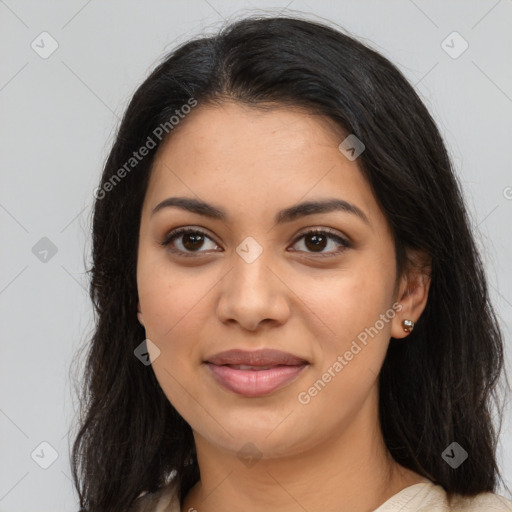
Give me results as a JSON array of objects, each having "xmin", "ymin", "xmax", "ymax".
[{"xmin": 402, "ymin": 319, "xmax": 415, "ymax": 333}]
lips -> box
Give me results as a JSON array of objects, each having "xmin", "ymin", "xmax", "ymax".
[
  {"xmin": 205, "ymin": 348, "xmax": 308, "ymax": 367},
  {"xmin": 225, "ymin": 364, "xmax": 275, "ymax": 370},
  {"xmin": 204, "ymin": 349, "xmax": 309, "ymax": 397}
]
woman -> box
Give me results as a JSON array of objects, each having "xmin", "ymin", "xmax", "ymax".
[{"xmin": 71, "ymin": 15, "xmax": 512, "ymax": 512}]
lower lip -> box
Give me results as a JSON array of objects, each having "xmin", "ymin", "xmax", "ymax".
[{"xmin": 205, "ymin": 363, "xmax": 308, "ymax": 397}]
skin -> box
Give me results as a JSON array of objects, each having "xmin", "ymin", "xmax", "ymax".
[{"xmin": 136, "ymin": 101, "xmax": 432, "ymax": 512}]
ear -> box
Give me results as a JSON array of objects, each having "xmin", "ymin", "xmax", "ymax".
[
  {"xmin": 137, "ymin": 300, "xmax": 145, "ymax": 327},
  {"xmin": 391, "ymin": 248, "xmax": 431, "ymax": 339}
]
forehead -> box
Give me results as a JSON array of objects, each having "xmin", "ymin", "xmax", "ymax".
[
  {"xmin": 153, "ymin": 101, "xmax": 347, "ymax": 170},
  {"xmin": 143, "ymin": 102, "xmax": 385, "ymax": 232}
]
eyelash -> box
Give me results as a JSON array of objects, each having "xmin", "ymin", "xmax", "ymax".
[{"xmin": 160, "ymin": 227, "xmax": 351, "ymax": 258}]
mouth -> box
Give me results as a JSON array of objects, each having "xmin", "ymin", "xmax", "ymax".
[
  {"xmin": 205, "ymin": 348, "xmax": 308, "ymax": 366},
  {"xmin": 204, "ymin": 349, "xmax": 309, "ymax": 397}
]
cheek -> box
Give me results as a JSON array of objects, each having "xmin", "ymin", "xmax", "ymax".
[
  {"xmin": 292, "ymin": 275, "xmax": 393, "ymax": 425},
  {"xmin": 139, "ymin": 270, "xmax": 207, "ymax": 409},
  {"xmin": 137, "ymin": 259, "xmax": 223, "ymax": 373},
  {"xmin": 295, "ymin": 259, "xmax": 396, "ymax": 393},
  {"xmin": 137, "ymin": 252, "xmax": 208, "ymax": 340},
  {"xmin": 302, "ymin": 268, "xmax": 394, "ymax": 343}
]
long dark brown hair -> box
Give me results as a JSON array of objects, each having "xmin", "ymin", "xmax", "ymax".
[{"xmin": 70, "ymin": 15, "xmax": 511, "ymax": 511}]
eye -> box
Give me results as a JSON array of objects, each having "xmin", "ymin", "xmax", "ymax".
[
  {"xmin": 160, "ymin": 227, "xmax": 220, "ymax": 257},
  {"xmin": 289, "ymin": 228, "xmax": 351, "ymax": 258},
  {"xmin": 161, "ymin": 227, "xmax": 351, "ymax": 258}
]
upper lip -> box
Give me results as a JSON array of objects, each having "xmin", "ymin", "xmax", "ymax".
[{"xmin": 205, "ymin": 349, "xmax": 308, "ymax": 366}]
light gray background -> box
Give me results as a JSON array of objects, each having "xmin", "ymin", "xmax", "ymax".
[{"xmin": 1, "ymin": 1, "xmax": 511, "ymax": 510}]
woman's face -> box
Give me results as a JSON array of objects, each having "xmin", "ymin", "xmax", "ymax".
[{"xmin": 136, "ymin": 101, "xmax": 415, "ymax": 459}]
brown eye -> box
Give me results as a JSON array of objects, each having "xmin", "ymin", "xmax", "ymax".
[
  {"xmin": 161, "ymin": 228, "xmax": 219, "ymax": 256},
  {"xmin": 290, "ymin": 229, "xmax": 351, "ymax": 257},
  {"xmin": 304, "ymin": 232, "xmax": 328, "ymax": 252},
  {"xmin": 161, "ymin": 227, "xmax": 351, "ymax": 259},
  {"xmin": 181, "ymin": 232, "xmax": 206, "ymax": 251}
]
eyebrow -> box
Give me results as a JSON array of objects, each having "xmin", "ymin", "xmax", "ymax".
[{"xmin": 151, "ymin": 196, "xmax": 371, "ymax": 226}]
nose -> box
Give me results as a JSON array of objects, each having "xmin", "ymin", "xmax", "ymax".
[{"xmin": 215, "ymin": 247, "xmax": 291, "ymax": 332}]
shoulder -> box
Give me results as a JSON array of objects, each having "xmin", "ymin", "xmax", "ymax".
[
  {"xmin": 128, "ymin": 483, "xmax": 181, "ymax": 512},
  {"xmin": 449, "ymin": 491, "xmax": 512, "ymax": 511},
  {"xmin": 374, "ymin": 482, "xmax": 512, "ymax": 512}
]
